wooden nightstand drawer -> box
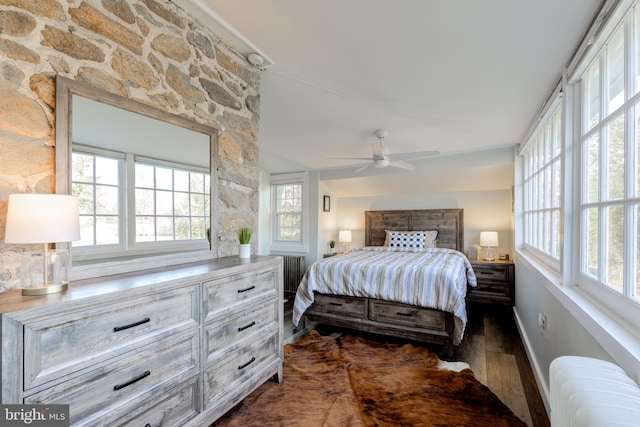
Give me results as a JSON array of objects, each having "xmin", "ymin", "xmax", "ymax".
[
  {"xmin": 468, "ymin": 261, "xmax": 515, "ymax": 305},
  {"xmin": 472, "ymin": 266, "xmax": 508, "ymax": 283}
]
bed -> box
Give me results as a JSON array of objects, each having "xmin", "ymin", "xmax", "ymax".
[{"xmin": 292, "ymin": 209, "xmax": 476, "ymax": 356}]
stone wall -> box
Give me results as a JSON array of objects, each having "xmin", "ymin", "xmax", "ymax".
[{"xmin": 0, "ymin": 0, "xmax": 261, "ymax": 290}]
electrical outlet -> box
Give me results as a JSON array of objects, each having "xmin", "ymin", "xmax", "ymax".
[{"xmin": 538, "ymin": 313, "xmax": 547, "ymax": 338}]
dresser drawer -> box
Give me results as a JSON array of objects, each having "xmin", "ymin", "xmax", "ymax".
[
  {"xmin": 204, "ymin": 299, "xmax": 278, "ymax": 360},
  {"xmin": 307, "ymin": 293, "xmax": 367, "ymax": 318},
  {"xmin": 204, "ymin": 267, "xmax": 278, "ymax": 320},
  {"xmin": 109, "ymin": 376, "xmax": 199, "ymax": 427},
  {"xmin": 24, "ymin": 285, "xmax": 199, "ymax": 390},
  {"xmin": 203, "ymin": 327, "xmax": 279, "ymax": 407},
  {"xmin": 369, "ymin": 299, "xmax": 447, "ymax": 329},
  {"xmin": 25, "ymin": 330, "xmax": 199, "ymax": 426}
]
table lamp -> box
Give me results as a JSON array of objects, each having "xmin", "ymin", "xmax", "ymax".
[
  {"xmin": 479, "ymin": 231, "xmax": 499, "ymax": 261},
  {"xmin": 338, "ymin": 229, "xmax": 352, "ymax": 253},
  {"xmin": 4, "ymin": 194, "xmax": 80, "ymax": 295}
]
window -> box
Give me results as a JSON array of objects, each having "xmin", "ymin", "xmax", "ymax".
[
  {"xmin": 72, "ymin": 145, "xmax": 210, "ymax": 261},
  {"xmin": 270, "ymin": 172, "xmax": 308, "ymax": 252},
  {"xmin": 273, "ymin": 183, "xmax": 302, "ymax": 242},
  {"xmin": 575, "ymin": 3, "xmax": 640, "ymax": 319},
  {"xmin": 521, "ymin": 98, "xmax": 563, "ymax": 270}
]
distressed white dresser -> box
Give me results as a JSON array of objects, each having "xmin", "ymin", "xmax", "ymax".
[{"xmin": 0, "ymin": 256, "xmax": 283, "ymax": 426}]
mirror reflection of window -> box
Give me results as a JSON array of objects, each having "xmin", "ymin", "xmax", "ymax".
[{"xmin": 70, "ymin": 94, "xmax": 211, "ymax": 263}]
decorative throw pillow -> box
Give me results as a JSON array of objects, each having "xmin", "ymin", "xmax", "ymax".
[{"xmin": 386, "ymin": 230, "xmax": 438, "ymax": 249}]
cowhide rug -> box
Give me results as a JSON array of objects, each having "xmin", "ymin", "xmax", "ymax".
[{"xmin": 213, "ymin": 331, "xmax": 527, "ymax": 426}]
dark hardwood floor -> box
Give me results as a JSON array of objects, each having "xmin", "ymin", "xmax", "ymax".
[{"xmin": 283, "ymin": 295, "xmax": 550, "ymax": 427}]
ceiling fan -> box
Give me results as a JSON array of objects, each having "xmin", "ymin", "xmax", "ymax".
[{"xmin": 336, "ymin": 129, "xmax": 439, "ymax": 173}]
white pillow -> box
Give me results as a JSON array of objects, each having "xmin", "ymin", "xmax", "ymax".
[{"xmin": 384, "ymin": 230, "xmax": 438, "ymax": 249}]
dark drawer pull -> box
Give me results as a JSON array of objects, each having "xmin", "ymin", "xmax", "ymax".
[
  {"xmin": 238, "ymin": 321, "xmax": 256, "ymax": 331},
  {"xmin": 113, "ymin": 370, "xmax": 150, "ymax": 391},
  {"xmin": 396, "ymin": 312, "xmax": 413, "ymax": 317},
  {"xmin": 113, "ymin": 317, "xmax": 150, "ymax": 332},
  {"xmin": 237, "ymin": 285, "xmax": 256, "ymax": 293},
  {"xmin": 238, "ymin": 357, "xmax": 256, "ymax": 370},
  {"xmin": 329, "ymin": 302, "xmax": 343, "ymax": 306}
]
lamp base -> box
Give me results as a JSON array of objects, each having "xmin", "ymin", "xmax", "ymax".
[
  {"xmin": 22, "ymin": 282, "xmax": 68, "ymax": 296},
  {"xmin": 482, "ymin": 247, "xmax": 496, "ymax": 261}
]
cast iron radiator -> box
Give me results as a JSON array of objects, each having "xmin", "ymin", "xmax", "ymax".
[{"xmin": 282, "ymin": 255, "xmax": 306, "ymax": 296}]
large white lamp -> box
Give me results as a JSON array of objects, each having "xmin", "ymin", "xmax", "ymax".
[
  {"xmin": 479, "ymin": 231, "xmax": 499, "ymax": 261},
  {"xmin": 4, "ymin": 194, "xmax": 80, "ymax": 295},
  {"xmin": 338, "ymin": 229, "xmax": 352, "ymax": 253}
]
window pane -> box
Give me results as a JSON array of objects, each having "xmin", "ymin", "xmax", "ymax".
[
  {"xmin": 606, "ymin": 26, "xmax": 625, "ymax": 114},
  {"xmin": 190, "ymin": 173, "xmax": 204, "ymax": 193},
  {"xmin": 175, "ymin": 217, "xmax": 190, "ymax": 240},
  {"xmin": 174, "ymin": 170, "xmax": 189, "ymax": 192},
  {"xmin": 606, "ymin": 114, "xmax": 625, "ymax": 200},
  {"xmin": 76, "ymin": 217, "xmax": 94, "ymax": 246},
  {"xmin": 552, "ymin": 159, "xmax": 561, "ymax": 208},
  {"xmin": 585, "ymin": 134, "xmax": 600, "ymax": 203},
  {"xmin": 636, "ymin": 104, "xmax": 640, "ymax": 197},
  {"xmin": 156, "ymin": 190, "xmax": 173, "ymax": 216},
  {"xmin": 585, "ymin": 207, "xmax": 599, "ymax": 279},
  {"xmin": 136, "ymin": 164, "xmax": 154, "ymax": 188},
  {"xmin": 156, "ymin": 217, "xmax": 173, "ymax": 240},
  {"xmin": 191, "ymin": 217, "xmax": 205, "ymax": 239},
  {"xmin": 72, "ymin": 153, "xmax": 94, "ymax": 182},
  {"xmin": 174, "ymin": 192, "xmax": 189, "ymax": 216},
  {"xmin": 585, "ymin": 59, "xmax": 601, "ymax": 132},
  {"xmin": 636, "ymin": 5, "xmax": 640, "ymax": 94},
  {"xmin": 156, "ymin": 167, "xmax": 173, "ymax": 190},
  {"xmin": 73, "ymin": 184, "xmax": 94, "ymax": 215},
  {"xmin": 95, "ymin": 217, "xmax": 119, "ymax": 245},
  {"xmin": 605, "ymin": 205, "xmax": 624, "ymax": 292},
  {"xmin": 635, "ymin": 205, "xmax": 640, "ymax": 302},
  {"xmin": 136, "ymin": 216, "xmax": 154, "ymax": 242},
  {"xmin": 135, "ymin": 189, "xmax": 154, "ymax": 215},
  {"xmin": 95, "ymin": 185, "xmax": 118, "ymax": 215},
  {"xmin": 191, "ymin": 194, "xmax": 205, "ymax": 216},
  {"xmin": 95, "ymin": 157, "xmax": 118, "ymax": 185}
]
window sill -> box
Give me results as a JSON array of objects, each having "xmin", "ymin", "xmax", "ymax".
[{"xmin": 516, "ymin": 250, "xmax": 640, "ymax": 384}]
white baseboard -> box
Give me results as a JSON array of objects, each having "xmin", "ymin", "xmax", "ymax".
[{"xmin": 513, "ymin": 306, "xmax": 551, "ymax": 415}]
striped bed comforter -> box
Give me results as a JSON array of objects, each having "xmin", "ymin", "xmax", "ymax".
[{"xmin": 292, "ymin": 246, "xmax": 477, "ymax": 345}]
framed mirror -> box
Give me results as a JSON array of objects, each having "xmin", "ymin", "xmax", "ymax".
[{"xmin": 55, "ymin": 76, "xmax": 219, "ymax": 280}]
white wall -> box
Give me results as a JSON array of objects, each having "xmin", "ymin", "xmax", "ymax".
[{"xmin": 313, "ymin": 147, "xmax": 516, "ymax": 263}]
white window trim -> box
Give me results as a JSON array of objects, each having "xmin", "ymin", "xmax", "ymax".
[{"xmin": 270, "ymin": 172, "xmax": 309, "ymax": 253}]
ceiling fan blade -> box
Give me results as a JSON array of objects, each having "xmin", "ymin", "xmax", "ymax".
[
  {"xmin": 329, "ymin": 157, "xmax": 374, "ymax": 161},
  {"xmin": 387, "ymin": 150, "xmax": 440, "ymax": 162},
  {"xmin": 355, "ymin": 163, "xmax": 372, "ymax": 173},
  {"xmin": 388, "ymin": 161, "xmax": 416, "ymax": 170}
]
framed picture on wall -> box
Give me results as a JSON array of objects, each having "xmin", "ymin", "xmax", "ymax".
[{"xmin": 323, "ymin": 195, "xmax": 330, "ymax": 212}]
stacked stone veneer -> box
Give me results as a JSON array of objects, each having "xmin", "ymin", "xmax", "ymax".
[{"xmin": 0, "ymin": 0, "xmax": 261, "ymax": 290}]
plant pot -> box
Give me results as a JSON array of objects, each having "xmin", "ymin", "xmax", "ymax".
[
  {"xmin": 239, "ymin": 243, "xmax": 251, "ymax": 259},
  {"xmin": 330, "ymin": 248, "xmax": 336, "ymax": 254}
]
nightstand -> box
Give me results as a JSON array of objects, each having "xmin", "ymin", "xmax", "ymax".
[{"xmin": 467, "ymin": 260, "xmax": 515, "ymax": 305}]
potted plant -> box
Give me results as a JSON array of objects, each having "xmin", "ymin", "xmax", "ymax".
[
  {"xmin": 238, "ymin": 227, "xmax": 252, "ymax": 259},
  {"xmin": 329, "ymin": 240, "xmax": 336, "ymax": 254}
]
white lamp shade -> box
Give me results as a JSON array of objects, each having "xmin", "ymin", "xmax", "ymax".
[
  {"xmin": 338, "ymin": 230, "xmax": 352, "ymax": 243},
  {"xmin": 479, "ymin": 231, "xmax": 499, "ymax": 247},
  {"xmin": 5, "ymin": 194, "xmax": 80, "ymax": 244}
]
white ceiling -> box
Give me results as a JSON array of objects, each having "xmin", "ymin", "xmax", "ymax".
[{"xmin": 177, "ymin": 0, "xmax": 603, "ymax": 175}]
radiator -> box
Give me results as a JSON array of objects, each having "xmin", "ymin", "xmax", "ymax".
[
  {"xmin": 282, "ymin": 255, "xmax": 306, "ymax": 295},
  {"xmin": 550, "ymin": 356, "xmax": 640, "ymax": 426}
]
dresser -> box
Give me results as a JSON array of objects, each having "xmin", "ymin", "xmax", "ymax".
[
  {"xmin": 467, "ymin": 260, "xmax": 515, "ymax": 305},
  {"xmin": 0, "ymin": 256, "xmax": 283, "ymax": 426}
]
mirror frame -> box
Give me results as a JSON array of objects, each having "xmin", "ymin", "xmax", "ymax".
[{"xmin": 55, "ymin": 76, "xmax": 219, "ymax": 281}]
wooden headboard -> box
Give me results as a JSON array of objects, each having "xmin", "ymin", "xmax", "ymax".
[{"xmin": 364, "ymin": 209, "xmax": 464, "ymax": 251}]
